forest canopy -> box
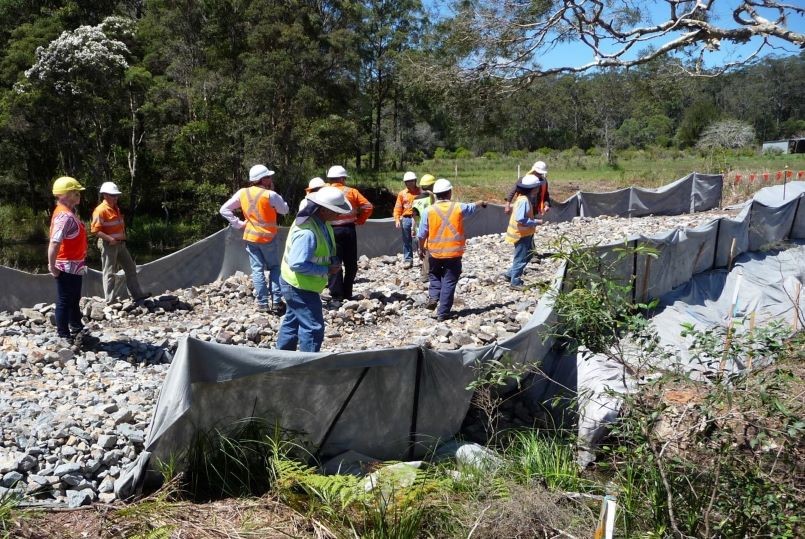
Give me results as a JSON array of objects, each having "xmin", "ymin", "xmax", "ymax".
[{"xmin": 0, "ymin": 1, "xmax": 802, "ymax": 225}]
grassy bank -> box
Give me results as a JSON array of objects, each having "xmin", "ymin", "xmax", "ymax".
[{"xmin": 358, "ymin": 147, "xmax": 805, "ymax": 203}]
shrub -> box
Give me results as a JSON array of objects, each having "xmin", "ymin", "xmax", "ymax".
[
  {"xmin": 454, "ymin": 146, "xmax": 473, "ymax": 159},
  {"xmin": 433, "ymin": 147, "xmax": 453, "ymax": 160}
]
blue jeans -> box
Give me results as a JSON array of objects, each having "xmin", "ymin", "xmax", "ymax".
[
  {"xmin": 55, "ymin": 272, "xmax": 83, "ymax": 338},
  {"xmin": 428, "ymin": 256, "xmax": 462, "ymax": 318},
  {"xmin": 276, "ymin": 278, "xmax": 325, "ymax": 352},
  {"xmin": 400, "ymin": 216, "xmax": 414, "ymax": 261},
  {"xmin": 246, "ymin": 241, "xmax": 282, "ymax": 306},
  {"xmin": 509, "ymin": 235, "xmax": 534, "ymax": 286}
]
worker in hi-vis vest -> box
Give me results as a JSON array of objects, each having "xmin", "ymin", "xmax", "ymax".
[
  {"xmin": 417, "ymin": 178, "xmax": 486, "ymax": 322},
  {"xmin": 91, "ymin": 181, "xmax": 148, "ymax": 304},
  {"xmin": 276, "ymin": 186, "xmax": 352, "ymax": 352},
  {"xmin": 220, "ymin": 164, "xmax": 289, "ymax": 313},
  {"xmin": 324, "ymin": 165, "xmax": 373, "ymax": 300},
  {"xmin": 48, "ymin": 176, "xmax": 88, "ymax": 341},
  {"xmin": 503, "ymin": 174, "xmax": 543, "ymax": 290},
  {"xmin": 411, "ymin": 173, "xmax": 436, "ymax": 283}
]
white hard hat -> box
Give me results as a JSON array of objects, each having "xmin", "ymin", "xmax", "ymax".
[
  {"xmin": 403, "ymin": 171, "xmax": 417, "ymax": 182},
  {"xmin": 326, "ymin": 165, "xmax": 348, "ymax": 179},
  {"xmin": 306, "ymin": 185, "xmax": 352, "ymax": 214},
  {"xmin": 432, "ymin": 178, "xmax": 452, "ymax": 194},
  {"xmin": 307, "ymin": 177, "xmax": 326, "ymax": 191},
  {"xmin": 517, "ymin": 174, "xmax": 540, "ymax": 189},
  {"xmin": 99, "ymin": 181, "xmax": 122, "ymax": 195},
  {"xmin": 249, "ymin": 164, "xmax": 275, "ymax": 183},
  {"xmin": 532, "ymin": 161, "xmax": 548, "ymax": 175}
]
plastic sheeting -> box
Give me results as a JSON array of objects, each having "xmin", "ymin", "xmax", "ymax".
[
  {"xmin": 574, "ymin": 183, "xmax": 805, "ymax": 462},
  {"xmin": 578, "ymin": 172, "xmax": 722, "ymax": 218},
  {"xmin": 115, "ymin": 176, "xmax": 734, "ymax": 498},
  {"xmin": 0, "ymin": 173, "xmax": 722, "ymax": 313}
]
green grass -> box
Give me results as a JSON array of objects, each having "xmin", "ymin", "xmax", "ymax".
[
  {"xmin": 353, "ymin": 147, "xmax": 805, "ymax": 202},
  {"xmin": 506, "ymin": 430, "xmax": 591, "ymax": 492},
  {"xmin": 0, "ymin": 489, "xmax": 20, "ymax": 538}
]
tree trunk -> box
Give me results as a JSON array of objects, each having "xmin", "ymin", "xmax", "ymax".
[
  {"xmin": 373, "ymin": 70, "xmax": 383, "ymax": 171},
  {"xmin": 127, "ymin": 91, "xmax": 144, "ymax": 227}
]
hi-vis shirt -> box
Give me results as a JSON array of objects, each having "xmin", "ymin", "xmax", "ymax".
[
  {"xmin": 393, "ymin": 188, "xmax": 421, "ymax": 223},
  {"xmin": 91, "ymin": 200, "xmax": 126, "ymax": 240},
  {"xmin": 329, "ymin": 183, "xmax": 373, "ymax": 226}
]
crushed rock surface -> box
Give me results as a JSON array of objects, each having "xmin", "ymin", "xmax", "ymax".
[{"xmin": 0, "ymin": 209, "xmax": 734, "ymax": 506}]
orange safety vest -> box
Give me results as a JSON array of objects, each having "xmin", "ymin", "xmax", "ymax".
[
  {"xmin": 427, "ymin": 200, "xmax": 465, "ymax": 259},
  {"xmin": 50, "ymin": 203, "xmax": 87, "ymax": 262},
  {"xmin": 505, "ymin": 195, "xmax": 536, "ymax": 244},
  {"xmin": 91, "ymin": 200, "xmax": 126, "ymax": 240},
  {"xmin": 330, "ymin": 183, "xmax": 373, "ymax": 226},
  {"xmin": 240, "ymin": 186, "xmax": 278, "ymax": 243}
]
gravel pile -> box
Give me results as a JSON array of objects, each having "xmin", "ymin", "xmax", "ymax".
[{"xmin": 0, "ymin": 209, "xmax": 734, "ymax": 506}]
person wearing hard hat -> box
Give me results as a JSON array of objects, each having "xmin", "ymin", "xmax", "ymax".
[
  {"xmin": 504, "ymin": 160, "xmax": 551, "ymax": 216},
  {"xmin": 324, "ymin": 165, "xmax": 373, "ymax": 300},
  {"xmin": 416, "ymin": 179, "xmax": 487, "ymax": 322},
  {"xmin": 393, "ymin": 171, "xmax": 421, "ymax": 269},
  {"xmin": 91, "ymin": 182, "xmax": 148, "ymax": 304},
  {"xmin": 276, "ymin": 186, "xmax": 352, "ymax": 352},
  {"xmin": 298, "ymin": 177, "xmax": 327, "ymax": 211},
  {"xmin": 503, "ymin": 174, "xmax": 543, "ymax": 290},
  {"xmin": 220, "ymin": 164, "xmax": 290, "ymax": 313},
  {"xmin": 411, "ymin": 173, "xmax": 436, "ymax": 282},
  {"xmin": 49, "ymin": 177, "xmax": 88, "ymax": 341}
]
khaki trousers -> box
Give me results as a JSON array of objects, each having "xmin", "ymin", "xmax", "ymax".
[{"xmin": 98, "ymin": 239, "xmax": 143, "ymax": 303}]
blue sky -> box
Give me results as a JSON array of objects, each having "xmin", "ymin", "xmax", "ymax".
[{"xmin": 426, "ymin": 0, "xmax": 804, "ymax": 72}]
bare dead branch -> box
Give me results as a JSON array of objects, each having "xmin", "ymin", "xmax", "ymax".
[{"xmin": 451, "ymin": 0, "xmax": 805, "ymax": 80}]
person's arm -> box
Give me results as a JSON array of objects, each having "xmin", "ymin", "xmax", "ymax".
[
  {"xmin": 219, "ymin": 190, "xmax": 246, "ymax": 229},
  {"xmin": 393, "ymin": 192, "xmax": 404, "ymax": 227},
  {"xmin": 269, "ymin": 191, "xmax": 290, "ymax": 215},
  {"xmin": 354, "ymin": 189, "xmax": 374, "ymax": 224},
  {"xmin": 47, "ymin": 240, "xmax": 61, "ymax": 277},
  {"xmin": 416, "ymin": 208, "xmax": 430, "ymax": 256},
  {"xmin": 286, "ymin": 228, "xmax": 329, "ymax": 276},
  {"xmin": 515, "ymin": 199, "xmax": 540, "ymax": 227},
  {"xmin": 503, "ymin": 183, "xmax": 518, "ymax": 214},
  {"xmin": 460, "ymin": 200, "xmax": 487, "ymax": 217},
  {"xmin": 48, "ymin": 213, "xmax": 72, "ymax": 277}
]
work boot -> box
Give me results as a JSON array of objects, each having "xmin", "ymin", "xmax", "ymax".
[
  {"xmin": 72, "ymin": 330, "xmax": 99, "ymax": 349},
  {"xmin": 437, "ymin": 312, "xmax": 456, "ymax": 322},
  {"xmin": 426, "ymin": 298, "xmax": 438, "ymax": 310},
  {"xmin": 257, "ymin": 303, "xmax": 270, "ymax": 313},
  {"xmin": 272, "ymin": 301, "xmax": 287, "ymax": 316},
  {"xmin": 403, "ymin": 260, "xmax": 413, "ymax": 269},
  {"xmin": 510, "ymin": 283, "xmax": 525, "ymax": 291},
  {"xmin": 133, "ymin": 291, "xmax": 151, "ymax": 302}
]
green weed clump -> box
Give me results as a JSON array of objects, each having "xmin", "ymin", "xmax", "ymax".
[
  {"xmin": 0, "ymin": 490, "xmax": 20, "ymax": 538},
  {"xmin": 183, "ymin": 418, "xmax": 284, "ymax": 500},
  {"xmin": 594, "ymin": 325, "xmax": 804, "ymax": 538}
]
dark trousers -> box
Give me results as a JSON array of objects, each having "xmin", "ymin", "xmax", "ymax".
[
  {"xmin": 328, "ymin": 224, "xmax": 358, "ymax": 299},
  {"xmin": 55, "ymin": 272, "xmax": 83, "ymax": 338},
  {"xmin": 428, "ymin": 256, "xmax": 462, "ymax": 317}
]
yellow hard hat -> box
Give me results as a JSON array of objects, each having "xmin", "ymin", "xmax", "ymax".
[
  {"xmin": 52, "ymin": 176, "xmax": 86, "ymax": 195},
  {"xmin": 419, "ymin": 174, "xmax": 436, "ymax": 188}
]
